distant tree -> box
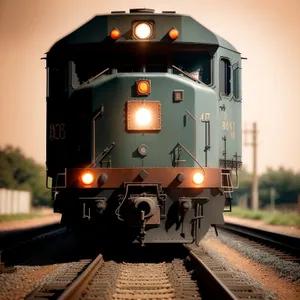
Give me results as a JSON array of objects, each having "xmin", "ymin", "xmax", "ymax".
[
  {"xmin": 232, "ymin": 166, "xmax": 300, "ymax": 208},
  {"xmin": 0, "ymin": 146, "xmax": 51, "ymax": 207},
  {"xmin": 259, "ymin": 167, "xmax": 300, "ymax": 206},
  {"xmin": 238, "ymin": 167, "xmax": 253, "ymax": 188}
]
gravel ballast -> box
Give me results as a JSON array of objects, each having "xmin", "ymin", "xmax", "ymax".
[
  {"xmin": 0, "ymin": 264, "xmax": 60, "ymax": 300},
  {"xmin": 197, "ymin": 228, "xmax": 300, "ymax": 300},
  {"xmin": 217, "ymin": 229, "xmax": 300, "ymax": 281}
]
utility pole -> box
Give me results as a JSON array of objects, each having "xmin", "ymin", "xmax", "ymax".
[{"xmin": 244, "ymin": 122, "xmax": 259, "ymax": 210}]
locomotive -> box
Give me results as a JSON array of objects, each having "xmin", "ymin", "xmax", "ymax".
[{"xmin": 45, "ymin": 8, "xmax": 242, "ymax": 246}]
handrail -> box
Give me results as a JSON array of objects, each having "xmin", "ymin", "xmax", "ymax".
[
  {"xmin": 177, "ymin": 142, "xmax": 205, "ymax": 175},
  {"xmin": 184, "ymin": 109, "xmax": 197, "ymax": 157}
]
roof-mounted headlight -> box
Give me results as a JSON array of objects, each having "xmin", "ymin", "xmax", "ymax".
[{"xmin": 132, "ymin": 22, "xmax": 153, "ymax": 40}]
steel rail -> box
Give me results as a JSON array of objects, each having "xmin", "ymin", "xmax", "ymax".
[
  {"xmin": 220, "ymin": 222, "xmax": 300, "ymax": 256},
  {"xmin": 185, "ymin": 246, "xmax": 239, "ymax": 300},
  {"xmin": 58, "ymin": 253, "xmax": 104, "ymax": 300}
]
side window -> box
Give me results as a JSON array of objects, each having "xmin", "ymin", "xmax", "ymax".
[
  {"xmin": 233, "ymin": 65, "xmax": 241, "ymax": 99},
  {"xmin": 219, "ymin": 58, "xmax": 231, "ymax": 96}
]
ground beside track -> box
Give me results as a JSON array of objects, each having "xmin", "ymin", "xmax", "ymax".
[
  {"xmin": 0, "ymin": 208, "xmax": 61, "ymax": 232},
  {"xmin": 201, "ymin": 229, "xmax": 300, "ymax": 300}
]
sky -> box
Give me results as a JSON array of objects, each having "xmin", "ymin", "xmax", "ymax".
[{"xmin": 0, "ymin": 0, "xmax": 299, "ymax": 174}]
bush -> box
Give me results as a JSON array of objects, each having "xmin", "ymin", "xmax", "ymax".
[{"xmin": 0, "ymin": 146, "xmax": 51, "ymax": 207}]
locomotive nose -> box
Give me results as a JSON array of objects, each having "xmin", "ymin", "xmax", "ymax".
[{"xmin": 133, "ymin": 196, "xmax": 158, "ymax": 218}]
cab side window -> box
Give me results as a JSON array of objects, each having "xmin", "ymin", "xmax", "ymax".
[
  {"xmin": 219, "ymin": 58, "xmax": 231, "ymax": 96},
  {"xmin": 233, "ymin": 65, "xmax": 241, "ymax": 99}
]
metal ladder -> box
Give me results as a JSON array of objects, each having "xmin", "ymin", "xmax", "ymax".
[{"xmin": 221, "ymin": 169, "xmax": 233, "ymax": 199}]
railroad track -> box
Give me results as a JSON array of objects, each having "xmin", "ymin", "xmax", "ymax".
[
  {"xmin": 0, "ymin": 223, "xmax": 67, "ymax": 271},
  {"xmin": 0, "ymin": 223, "xmax": 63, "ymax": 249},
  {"xmin": 26, "ymin": 244, "xmax": 268, "ymax": 300},
  {"xmin": 220, "ymin": 222, "xmax": 300, "ymax": 261}
]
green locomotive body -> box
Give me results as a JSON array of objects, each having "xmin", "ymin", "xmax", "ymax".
[{"xmin": 46, "ymin": 8, "xmax": 242, "ymax": 245}]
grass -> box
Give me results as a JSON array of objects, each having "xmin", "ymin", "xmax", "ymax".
[
  {"xmin": 0, "ymin": 212, "xmax": 43, "ymax": 222},
  {"xmin": 226, "ymin": 206, "xmax": 300, "ymax": 228}
]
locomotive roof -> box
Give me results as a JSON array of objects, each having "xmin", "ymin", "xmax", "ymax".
[{"xmin": 48, "ymin": 9, "xmax": 239, "ymax": 54}]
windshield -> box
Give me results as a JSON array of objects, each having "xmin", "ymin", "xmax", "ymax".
[
  {"xmin": 73, "ymin": 50, "xmax": 212, "ymax": 85},
  {"xmin": 172, "ymin": 52, "xmax": 211, "ymax": 85}
]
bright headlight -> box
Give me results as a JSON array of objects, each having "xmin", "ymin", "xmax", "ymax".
[
  {"xmin": 136, "ymin": 108, "xmax": 151, "ymax": 126},
  {"xmin": 126, "ymin": 100, "xmax": 161, "ymax": 132},
  {"xmin": 134, "ymin": 22, "xmax": 152, "ymax": 39}
]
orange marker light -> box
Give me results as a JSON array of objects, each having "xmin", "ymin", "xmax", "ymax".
[
  {"xmin": 110, "ymin": 28, "xmax": 121, "ymax": 40},
  {"xmin": 169, "ymin": 28, "xmax": 179, "ymax": 40},
  {"xmin": 137, "ymin": 80, "xmax": 151, "ymax": 95},
  {"xmin": 80, "ymin": 172, "xmax": 94, "ymax": 185}
]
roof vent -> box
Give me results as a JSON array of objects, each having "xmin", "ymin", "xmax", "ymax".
[
  {"xmin": 162, "ymin": 11, "xmax": 176, "ymax": 13},
  {"xmin": 111, "ymin": 11, "xmax": 126, "ymax": 14},
  {"xmin": 129, "ymin": 8, "xmax": 155, "ymax": 13}
]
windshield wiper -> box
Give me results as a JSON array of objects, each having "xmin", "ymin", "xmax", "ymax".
[
  {"xmin": 172, "ymin": 65, "xmax": 204, "ymax": 85},
  {"xmin": 73, "ymin": 68, "xmax": 110, "ymax": 90},
  {"xmin": 87, "ymin": 68, "xmax": 110, "ymax": 84}
]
